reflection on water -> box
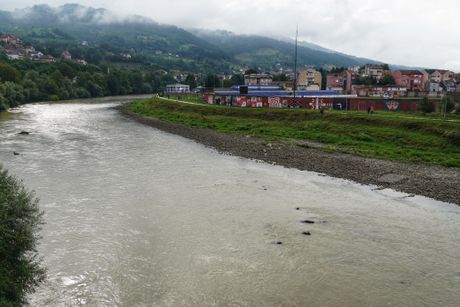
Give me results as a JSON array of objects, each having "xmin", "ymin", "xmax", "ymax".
[{"xmin": 0, "ymin": 101, "xmax": 459, "ymax": 306}]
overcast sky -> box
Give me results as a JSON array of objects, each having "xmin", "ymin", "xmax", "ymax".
[{"xmin": 1, "ymin": 0, "xmax": 460, "ymax": 71}]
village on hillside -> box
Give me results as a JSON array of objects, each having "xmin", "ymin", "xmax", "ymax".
[
  {"xmin": 0, "ymin": 34, "xmax": 87, "ymax": 65},
  {"xmin": 2, "ymin": 33, "xmax": 460, "ymax": 111}
]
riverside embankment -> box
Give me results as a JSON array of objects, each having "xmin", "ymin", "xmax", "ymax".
[{"xmin": 121, "ymin": 98, "xmax": 460, "ymax": 205}]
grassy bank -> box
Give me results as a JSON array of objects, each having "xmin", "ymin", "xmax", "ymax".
[{"xmin": 127, "ymin": 97, "xmax": 460, "ymax": 167}]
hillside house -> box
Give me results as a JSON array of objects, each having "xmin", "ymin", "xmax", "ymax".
[
  {"xmin": 0, "ymin": 34, "xmax": 21, "ymax": 45},
  {"xmin": 39, "ymin": 55, "xmax": 56, "ymax": 63},
  {"xmin": 61, "ymin": 50, "xmax": 72, "ymax": 60}
]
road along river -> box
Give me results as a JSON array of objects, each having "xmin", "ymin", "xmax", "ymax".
[{"xmin": 0, "ymin": 100, "xmax": 459, "ymax": 306}]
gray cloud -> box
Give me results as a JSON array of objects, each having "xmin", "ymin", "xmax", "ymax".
[{"xmin": 1, "ymin": 0, "xmax": 459, "ymax": 71}]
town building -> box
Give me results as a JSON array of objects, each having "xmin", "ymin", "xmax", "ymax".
[
  {"xmin": 297, "ymin": 69, "xmax": 322, "ymax": 90},
  {"xmin": 392, "ymin": 70, "xmax": 424, "ymax": 91},
  {"xmin": 326, "ymin": 73, "xmax": 344, "ymax": 92},
  {"xmin": 166, "ymin": 84, "xmax": 190, "ymax": 94},
  {"xmin": 343, "ymin": 70, "xmax": 359, "ymax": 94},
  {"xmin": 423, "ymin": 69, "xmax": 455, "ymax": 83},
  {"xmin": 363, "ymin": 64, "xmax": 388, "ymax": 81},
  {"xmin": 244, "ymin": 74, "xmax": 273, "ymax": 86}
]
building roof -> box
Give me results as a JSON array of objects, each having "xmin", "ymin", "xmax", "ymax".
[
  {"xmin": 425, "ymin": 69, "xmax": 451, "ymax": 74},
  {"xmin": 214, "ymin": 90, "xmax": 344, "ymax": 98},
  {"xmin": 166, "ymin": 84, "xmax": 189, "ymax": 87},
  {"xmin": 397, "ymin": 70, "xmax": 424, "ymax": 75},
  {"xmin": 365, "ymin": 64, "xmax": 385, "ymax": 69}
]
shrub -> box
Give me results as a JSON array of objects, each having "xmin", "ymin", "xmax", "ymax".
[
  {"xmin": 48, "ymin": 95, "xmax": 60, "ymax": 101},
  {"xmin": 441, "ymin": 96, "xmax": 455, "ymax": 113},
  {"xmin": 0, "ymin": 166, "xmax": 46, "ymax": 306},
  {"xmin": 418, "ymin": 97, "xmax": 434, "ymax": 113}
]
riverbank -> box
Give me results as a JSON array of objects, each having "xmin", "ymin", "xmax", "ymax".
[
  {"xmin": 120, "ymin": 99, "xmax": 460, "ymax": 205},
  {"xmin": 0, "ymin": 94, "xmax": 155, "ymax": 113}
]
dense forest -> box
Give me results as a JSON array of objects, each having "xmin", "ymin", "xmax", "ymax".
[{"xmin": 0, "ymin": 59, "xmax": 179, "ymax": 111}]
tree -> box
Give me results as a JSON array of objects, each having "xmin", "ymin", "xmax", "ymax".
[
  {"xmin": 244, "ymin": 68, "xmax": 257, "ymax": 75},
  {"xmin": 0, "ymin": 166, "xmax": 46, "ymax": 306},
  {"xmin": 273, "ymin": 74, "xmax": 289, "ymax": 81},
  {"xmin": 57, "ymin": 63, "xmax": 76, "ymax": 79},
  {"xmin": 205, "ymin": 74, "xmax": 220, "ymax": 88},
  {"xmin": 379, "ymin": 73, "xmax": 396, "ymax": 86},
  {"xmin": 184, "ymin": 74, "xmax": 197, "ymax": 89},
  {"xmin": 0, "ymin": 64, "xmax": 21, "ymax": 83},
  {"xmin": 230, "ymin": 74, "xmax": 244, "ymax": 85},
  {"xmin": 356, "ymin": 76, "xmax": 377, "ymax": 86}
]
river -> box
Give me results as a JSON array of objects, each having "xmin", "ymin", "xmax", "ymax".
[{"xmin": 0, "ymin": 100, "xmax": 459, "ymax": 307}]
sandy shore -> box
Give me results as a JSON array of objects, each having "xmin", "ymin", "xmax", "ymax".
[{"xmin": 120, "ymin": 106, "xmax": 460, "ymax": 205}]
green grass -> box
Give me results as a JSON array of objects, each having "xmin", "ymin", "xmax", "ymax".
[{"xmin": 127, "ymin": 97, "xmax": 460, "ymax": 167}]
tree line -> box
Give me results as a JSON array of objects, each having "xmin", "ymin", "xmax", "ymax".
[{"xmin": 0, "ymin": 59, "xmax": 178, "ymax": 111}]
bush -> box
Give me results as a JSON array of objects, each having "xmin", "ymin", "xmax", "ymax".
[
  {"xmin": 48, "ymin": 95, "xmax": 60, "ymax": 101},
  {"xmin": 0, "ymin": 166, "xmax": 46, "ymax": 306},
  {"xmin": 418, "ymin": 97, "xmax": 434, "ymax": 113},
  {"xmin": 441, "ymin": 96, "xmax": 455, "ymax": 113},
  {"xmin": 454, "ymin": 102, "xmax": 460, "ymax": 115}
]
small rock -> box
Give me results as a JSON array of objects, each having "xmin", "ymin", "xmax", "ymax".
[
  {"xmin": 301, "ymin": 220, "xmax": 315, "ymax": 224},
  {"xmin": 302, "ymin": 231, "xmax": 311, "ymax": 236}
]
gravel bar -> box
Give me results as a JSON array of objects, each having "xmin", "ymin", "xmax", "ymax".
[{"xmin": 120, "ymin": 106, "xmax": 460, "ymax": 205}]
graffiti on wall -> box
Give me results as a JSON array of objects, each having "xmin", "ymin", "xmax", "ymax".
[
  {"xmin": 385, "ymin": 100, "xmax": 400, "ymax": 111},
  {"xmin": 268, "ymin": 97, "xmax": 282, "ymax": 108},
  {"xmin": 237, "ymin": 97, "xmax": 247, "ymax": 107},
  {"xmin": 250, "ymin": 97, "xmax": 264, "ymax": 108}
]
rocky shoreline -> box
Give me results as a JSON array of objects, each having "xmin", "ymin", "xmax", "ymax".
[{"xmin": 119, "ymin": 106, "xmax": 460, "ymax": 205}]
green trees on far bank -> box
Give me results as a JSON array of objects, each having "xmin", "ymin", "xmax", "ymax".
[
  {"xmin": 0, "ymin": 166, "xmax": 46, "ymax": 306},
  {"xmin": 0, "ymin": 60, "xmax": 177, "ymax": 111}
]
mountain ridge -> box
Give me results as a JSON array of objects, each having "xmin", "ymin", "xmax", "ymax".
[{"xmin": 0, "ymin": 3, "xmax": 403, "ymax": 73}]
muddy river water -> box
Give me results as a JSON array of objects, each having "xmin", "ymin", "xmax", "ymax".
[{"xmin": 0, "ymin": 101, "xmax": 459, "ymax": 306}]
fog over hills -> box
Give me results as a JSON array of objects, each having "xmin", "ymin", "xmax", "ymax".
[{"xmin": 0, "ymin": 3, "xmax": 400, "ymax": 72}]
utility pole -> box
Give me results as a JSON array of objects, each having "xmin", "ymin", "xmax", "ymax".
[{"xmin": 293, "ymin": 25, "xmax": 299, "ymax": 105}]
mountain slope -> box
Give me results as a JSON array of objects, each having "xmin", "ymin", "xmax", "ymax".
[
  {"xmin": 1, "ymin": 4, "xmax": 384, "ymax": 73},
  {"xmin": 192, "ymin": 29, "xmax": 381, "ymax": 70}
]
